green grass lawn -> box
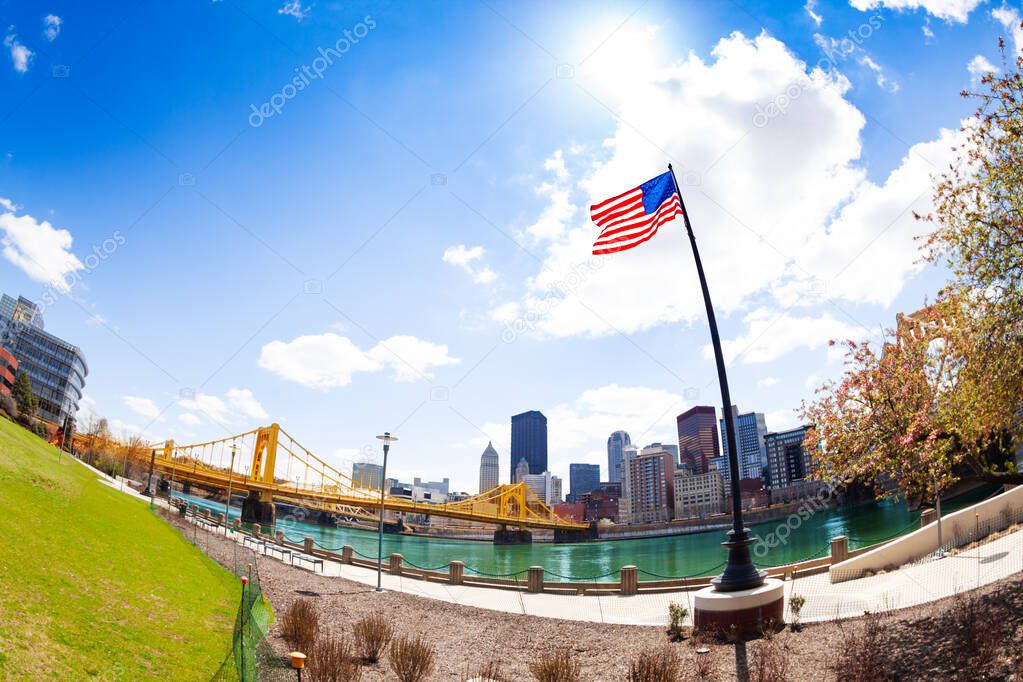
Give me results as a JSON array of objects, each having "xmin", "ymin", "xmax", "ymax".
[{"xmin": 0, "ymin": 417, "xmax": 238, "ymax": 679}]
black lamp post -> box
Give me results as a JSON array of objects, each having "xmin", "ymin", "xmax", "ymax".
[{"xmin": 375, "ymin": 432, "xmax": 398, "ymax": 592}]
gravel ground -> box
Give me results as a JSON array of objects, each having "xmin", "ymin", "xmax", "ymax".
[{"xmin": 167, "ymin": 513, "xmax": 1023, "ymax": 681}]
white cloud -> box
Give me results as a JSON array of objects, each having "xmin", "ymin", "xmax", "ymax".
[
  {"xmin": 0, "ymin": 204, "xmax": 84, "ymax": 293},
  {"xmin": 493, "ymin": 32, "xmax": 876, "ymax": 337},
  {"xmin": 967, "ymin": 54, "xmax": 998, "ymax": 81},
  {"xmin": 4, "ymin": 31, "xmax": 33, "ymax": 73},
  {"xmin": 225, "ymin": 388, "xmax": 268, "ymax": 420},
  {"xmin": 707, "ymin": 308, "xmax": 862, "ymax": 364},
  {"xmin": 0, "ymin": 197, "xmax": 15, "ymax": 212},
  {"xmin": 992, "ymin": 5, "xmax": 1023, "ymax": 54},
  {"xmin": 84, "ymin": 313, "xmax": 107, "ymax": 326},
  {"xmin": 43, "ymin": 15, "xmax": 62, "ymax": 42},
  {"xmin": 178, "ymin": 413, "xmax": 201, "ymax": 426},
  {"xmin": 859, "ymin": 54, "xmax": 900, "ymax": 92},
  {"xmin": 756, "ymin": 376, "xmax": 779, "ymax": 389},
  {"xmin": 764, "ymin": 408, "xmax": 801, "ymax": 431},
  {"xmin": 122, "ymin": 395, "xmax": 161, "ymax": 420},
  {"xmin": 806, "ymin": 0, "xmax": 824, "ymax": 25},
  {"xmin": 524, "ymin": 151, "xmax": 577, "ymax": 243},
  {"xmin": 442, "ymin": 245, "xmax": 498, "ymax": 286},
  {"xmin": 277, "ymin": 1, "xmax": 309, "ymax": 20},
  {"xmin": 259, "ymin": 332, "xmax": 459, "ymax": 389},
  {"xmin": 178, "ymin": 392, "xmax": 230, "ymax": 423},
  {"xmin": 848, "ymin": 0, "xmax": 983, "ymax": 23}
]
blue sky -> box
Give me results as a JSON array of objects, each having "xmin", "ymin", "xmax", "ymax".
[{"xmin": 1, "ymin": 0, "xmax": 1019, "ymax": 492}]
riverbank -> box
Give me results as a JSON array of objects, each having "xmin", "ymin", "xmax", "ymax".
[
  {"xmin": 166, "ymin": 509, "xmax": 1023, "ymax": 680},
  {"xmin": 0, "ymin": 418, "xmax": 237, "ymax": 679}
]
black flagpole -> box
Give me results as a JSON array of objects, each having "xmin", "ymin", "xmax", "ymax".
[{"xmin": 668, "ymin": 164, "xmax": 766, "ymax": 592}]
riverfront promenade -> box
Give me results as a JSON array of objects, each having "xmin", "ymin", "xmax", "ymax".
[{"xmin": 95, "ymin": 468, "xmax": 1023, "ymax": 628}]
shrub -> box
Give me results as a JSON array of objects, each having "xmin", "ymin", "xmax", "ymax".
[
  {"xmin": 832, "ymin": 612, "xmax": 892, "ymax": 682},
  {"xmin": 950, "ymin": 592, "xmax": 1003, "ymax": 675},
  {"xmin": 32, "ymin": 421, "xmax": 50, "ymax": 439},
  {"xmin": 352, "ymin": 615, "xmax": 392, "ymax": 663},
  {"xmin": 628, "ymin": 646, "xmax": 681, "ymax": 681},
  {"xmin": 750, "ymin": 635, "xmax": 790, "ymax": 682},
  {"xmin": 0, "ymin": 393, "xmax": 17, "ymax": 418},
  {"xmin": 308, "ymin": 634, "xmax": 361, "ymax": 682},
  {"xmin": 788, "ymin": 594, "xmax": 806, "ymax": 631},
  {"xmin": 691, "ymin": 646, "xmax": 715, "ymax": 681},
  {"xmin": 528, "ymin": 649, "xmax": 582, "ymax": 682},
  {"xmin": 667, "ymin": 601, "xmax": 689, "ymax": 641},
  {"xmin": 387, "ymin": 634, "xmax": 435, "ymax": 682},
  {"xmin": 17, "ymin": 412, "xmax": 33, "ymax": 429},
  {"xmin": 279, "ymin": 598, "xmax": 320, "ymax": 654}
]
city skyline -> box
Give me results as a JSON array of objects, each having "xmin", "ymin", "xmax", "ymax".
[{"xmin": 0, "ymin": 1, "xmax": 1006, "ymax": 493}]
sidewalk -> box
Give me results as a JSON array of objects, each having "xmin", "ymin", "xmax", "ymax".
[{"xmin": 95, "ymin": 470, "xmax": 1023, "ymax": 627}]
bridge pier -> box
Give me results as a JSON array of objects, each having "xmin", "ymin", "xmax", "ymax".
[
  {"xmin": 494, "ymin": 526, "xmax": 532, "ymax": 545},
  {"xmin": 240, "ymin": 490, "xmax": 276, "ymax": 526},
  {"xmin": 554, "ymin": 522, "xmax": 598, "ymax": 543},
  {"xmin": 315, "ymin": 510, "xmax": 338, "ymax": 527}
]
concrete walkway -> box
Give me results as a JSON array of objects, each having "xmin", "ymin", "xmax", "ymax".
[{"xmin": 94, "ymin": 470, "xmax": 1023, "ymax": 627}]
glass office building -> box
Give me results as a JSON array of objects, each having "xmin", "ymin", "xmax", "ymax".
[{"xmin": 0, "ymin": 295, "xmax": 87, "ymax": 425}]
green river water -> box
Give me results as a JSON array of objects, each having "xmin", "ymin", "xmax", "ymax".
[{"xmin": 179, "ymin": 486, "xmax": 993, "ymax": 581}]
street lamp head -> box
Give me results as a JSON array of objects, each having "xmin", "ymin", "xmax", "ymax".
[{"xmin": 376, "ymin": 432, "xmax": 398, "ymax": 443}]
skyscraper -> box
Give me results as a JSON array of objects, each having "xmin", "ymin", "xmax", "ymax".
[
  {"xmin": 513, "ymin": 458, "xmax": 530, "ymax": 484},
  {"xmin": 510, "ymin": 410, "xmax": 547, "ymax": 477},
  {"xmin": 620, "ymin": 449, "xmax": 675, "ymax": 524},
  {"xmin": 717, "ymin": 406, "xmax": 768, "ymax": 481},
  {"xmin": 479, "ymin": 441, "xmax": 499, "ymax": 493},
  {"xmin": 765, "ymin": 426, "xmax": 811, "ymax": 490},
  {"xmin": 607, "ymin": 430, "xmax": 631, "ymax": 483},
  {"xmin": 568, "ymin": 463, "xmax": 601, "ymax": 502},
  {"xmin": 352, "ymin": 462, "xmax": 383, "ymax": 490},
  {"xmin": 0, "ymin": 294, "xmax": 87, "ymax": 425},
  {"xmin": 676, "ymin": 406, "xmax": 720, "ymax": 474}
]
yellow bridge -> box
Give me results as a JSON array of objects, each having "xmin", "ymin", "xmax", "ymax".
[{"xmin": 144, "ymin": 424, "xmax": 589, "ymax": 538}]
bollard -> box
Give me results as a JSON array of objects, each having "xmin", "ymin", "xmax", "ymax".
[
  {"xmin": 252, "ymin": 523, "xmax": 262, "ymax": 538},
  {"xmin": 449, "ymin": 560, "xmax": 464, "ymax": 585},
  {"xmin": 304, "ymin": 537, "xmax": 315, "ymax": 554},
  {"xmin": 527, "ymin": 566, "xmax": 544, "ymax": 593},
  {"xmin": 275, "ymin": 530, "xmax": 285, "ymax": 544},
  {"xmin": 830, "ymin": 535, "xmax": 849, "ymax": 565},
  {"xmin": 921, "ymin": 508, "xmax": 937, "ymax": 527},
  {"xmin": 389, "ymin": 553, "xmax": 403, "ymax": 575},
  {"xmin": 620, "ymin": 565, "xmax": 638, "ymax": 595},
  {"xmin": 203, "ymin": 508, "xmax": 211, "ymax": 519},
  {"xmin": 216, "ymin": 513, "xmax": 226, "ymax": 526},
  {"xmin": 232, "ymin": 518, "xmax": 241, "ymax": 531},
  {"xmin": 341, "ymin": 545, "xmax": 354, "ymax": 564}
]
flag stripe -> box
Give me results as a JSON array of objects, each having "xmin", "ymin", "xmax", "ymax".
[
  {"xmin": 592, "ymin": 197, "xmax": 681, "ymax": 245},
  {"xmin": 590, "ymin": 188, "xmax": 641, "ymax": 217},
  {"xmin": 590, "ymin": 172, "xmax": 684, "ymax": 256}
]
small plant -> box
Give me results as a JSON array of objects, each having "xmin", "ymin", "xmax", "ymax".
[
  {"xmin": 352, "ymin": 615, "xmax": 393, "ymax": 663},
  {"xmin": 831, "ymin": 612, "xmax": 892, "ymax": 682},
  {"xmin": 691, "ymin": 646, "xmax": 715, "ymax": 681},
  {"xmin": 788, "ymin": 594, "xmax": 805, "ymax": 631},
  {"xmin": 667, "ymin": 601, "xmax": 689, "ymax": 641},
  {"xmin": 528, "ymin": 649, "xmax": 582, "ymax": 682},
  {"xmin": 464, "ymin": 659, "xmax": 504, "ymax": 681},
  {"xmin": 387, "ymin": 634, "xmax": 435, "ymax": 682},
  {"xmin": 308, "ymin": 634, "xmax": 361, "ymax": 682},
  {"xmin": 750, "ymin": 636, "xmax": 791, "ymax": 682},
  {"xmin": 279, "ymin": 598, "xmax": 320, "ymax": 653},
  {"xmin": 628, "ymin": 646, "xmax": 681, "ymax": 681}
]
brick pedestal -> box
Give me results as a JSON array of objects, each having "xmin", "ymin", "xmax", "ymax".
[{"xmin": 693, "ymin": 578, "xmax": 785, "ymax": 639}]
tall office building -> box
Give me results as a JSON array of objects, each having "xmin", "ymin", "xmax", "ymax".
[
  {"xmin": 0, "ymin": 294, "xmax": 87, "ymax": 425},
  {"xmin": 676, "ymin": 406, "xmax": 720, "ymax": 474},
  {"xmin": 765, "ymin": 426, "xmax": 812, "ymax": 491},
  {"xmin": 568, "ymin": 463, "xmax": 601, "ymax": 502},
  {"xmin": 0, "ymin": 347, "xmax": 17, "ymax": 396},
  {"xmin": 510, "ymin": 410, "xmax": 547, "ymax": 477},
  {"xmin": 642, "ymin": 442, "xmax": 679, "ymax": 462},
  {"xmin": 479, "ymin": 441, "xmax": 500, "ymax": 493},
  {"xmin": 606, "ymin": 430, "xmax": 631, "ymax": 483},
  {"xmin": 717, "ymin": 407, "xmax": 768, "ymax": 482},
  {"xmin": 352, "ymin": 462, "xmax": 383, "ymax": 490},
  {"xmin": 522, "ymin": 470, "xmax": 555, "ymax": 505},
  {"xmin": 620, "ymin": 449, "xmax": 675, "ymax": 524},
  {"xmin": 513, "ymin": 458, "xmax": 530, "ymax": 484}
]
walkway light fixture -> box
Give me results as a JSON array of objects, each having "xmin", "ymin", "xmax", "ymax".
[
  {"xmin": 289, "ymin": 651, "xmax": 306, "ymax": 681},
  {"xmin": 375, "ymin": 431, "xmax": 398, "ymax": 592}
]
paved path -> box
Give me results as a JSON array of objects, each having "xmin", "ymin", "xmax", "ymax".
[{"xmin": 95, "ymin": 469, "xmax": 1023, "ymax": 627}]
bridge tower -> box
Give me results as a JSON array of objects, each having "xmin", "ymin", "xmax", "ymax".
[{"xmin": 240, "ymin": 423, "xmax": 279, "ymax": 525}]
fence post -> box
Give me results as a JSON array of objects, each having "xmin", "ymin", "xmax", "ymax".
[
  {"xmin": 252, "ymin": 523, "xmax": 261, "ymax": 538},
  {"xmin": 920, "ymin": 508, "xmax": 937, "ymax": 527},
  {"xmin": 275, "ymin": 530, "xmax": 285, "ymax": 544},
  {"xmin": 216, "ymin": 513, "xmax": 226, "ymax": 526},
  {"xmin": 620, "ymin": 565, "xmax": 638, "ymax": 595},
  {"xmin": 830, "ymin": 535, "xmax": 849, "ymax": 565},
  {"xmin": 304, "ymin": 537, "xmax": 314, "ymax": 554},
  {"xmin": 527, "ymin": 566, "xmax": 544, "ymax": 593},
  {"xmin": 341, "ymin": 545, "xmax": 354, "ymax": 564},
  {"xmin": 232, "ymin": 518, "xmax": 241, "ymax": 531},
  {"xmin": 389, "ymin": 553, "xmax": 403, "ymax": 575},
  {"xmin": 449, "ymin": 560, "xmax": 464, "ymax": 585}
]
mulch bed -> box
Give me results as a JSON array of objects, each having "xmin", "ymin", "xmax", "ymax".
[{"xmin": 166, "ymin": 513, "xmax": 1023, "ymax": 680}]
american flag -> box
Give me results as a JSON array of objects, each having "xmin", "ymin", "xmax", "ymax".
[{"xmin": 590, "ymin": 170, "xmax": 683, "ymax": 255}]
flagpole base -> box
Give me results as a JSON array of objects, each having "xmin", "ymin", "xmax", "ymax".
[{"xmin": 693, "ymin": 578, "xmax": 784, "ymax": 640}]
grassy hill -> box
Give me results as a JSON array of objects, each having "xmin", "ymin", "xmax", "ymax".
[{"xmin": 0, "ymin": 417, "xmax": 237, "ymax": 679}]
